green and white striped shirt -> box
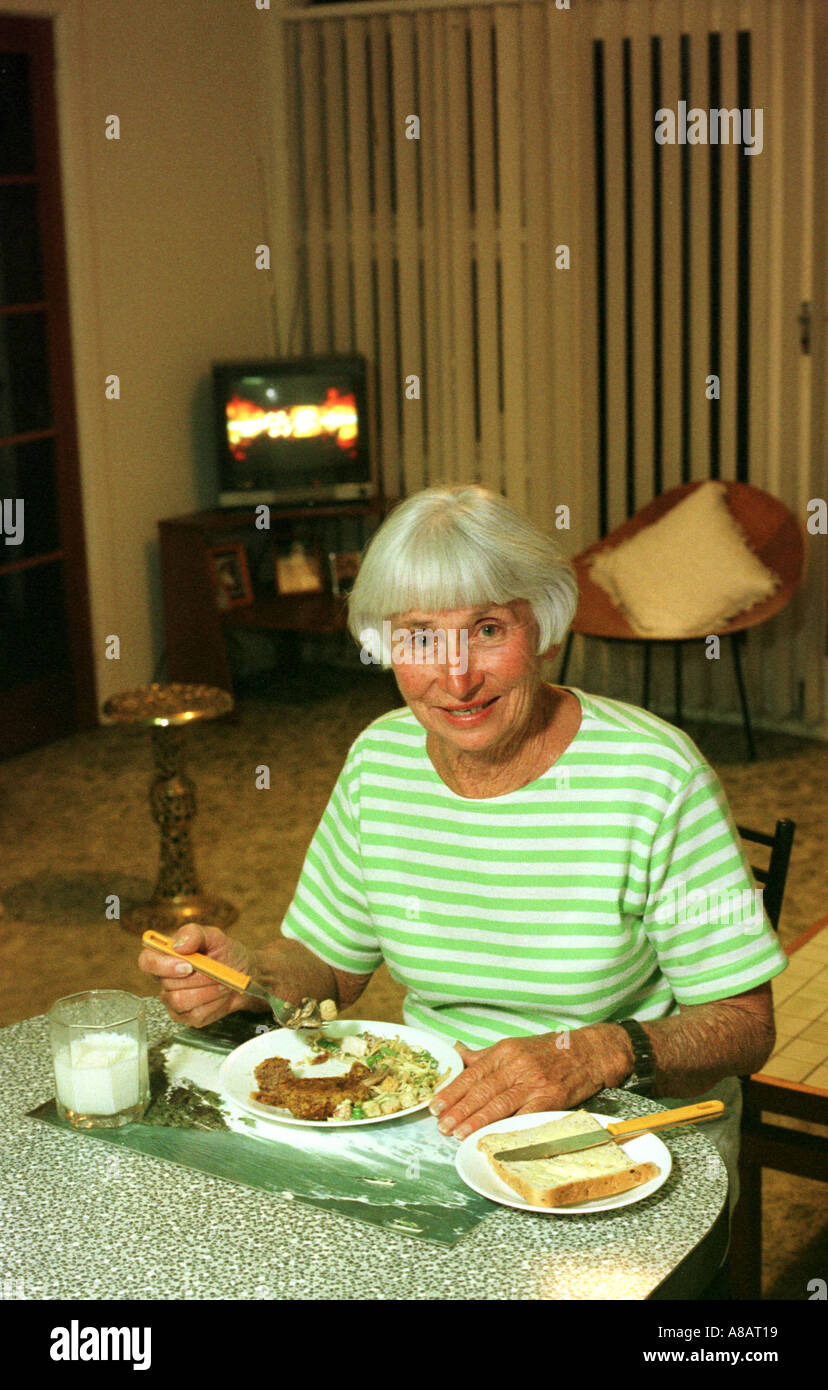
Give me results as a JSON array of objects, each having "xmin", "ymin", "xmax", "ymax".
[{"xmin": 282, "ymin": 688, "xmax": 788, "ymax": 1048}]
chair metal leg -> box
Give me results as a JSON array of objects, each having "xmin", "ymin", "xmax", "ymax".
[
  {"xmin": 730, "ymin": 632, "xmax": 756, "ymax": 761},
  {"xmin": 559, "ymin": 630, "xmax": 574, "ymax": 684},
  {"xmin": 642, "ymin": 643, "xmax": 651, "ymax": 708},
  {"xmin": 674, "ymin": 643, "xmax": 683, "ymax": 725}
]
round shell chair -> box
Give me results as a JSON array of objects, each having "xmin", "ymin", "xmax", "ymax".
[{"xmin": 558, "ymin": 480, "xmax": 806, "ymax": 759}]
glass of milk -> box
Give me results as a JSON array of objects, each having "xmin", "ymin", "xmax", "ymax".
[{"xmin": 49, "ymin": 991, "xmax": 150, "ymax": 1128}]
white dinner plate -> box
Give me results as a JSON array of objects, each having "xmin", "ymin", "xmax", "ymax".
[
  {"xmin": 455, "ymin": 1109, "xmax": 672, "ymax": 1214},
  {"xmin": 218, "ymin": 1019, "xmax": 462, "ymax": 1128}
]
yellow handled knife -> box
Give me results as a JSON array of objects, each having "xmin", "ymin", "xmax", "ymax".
[{"xmin": 492, "ymin": 1099, "xmax": 724, "ymax": 1161}]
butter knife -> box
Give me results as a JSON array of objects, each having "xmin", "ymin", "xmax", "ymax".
[
  {"xmin": 492, "ymin": 1099, "xmax": 724, "ymax": 1161},
  {"xmin": 141, "ymin": 929, "xmax": 335, "ymax": 1028}
]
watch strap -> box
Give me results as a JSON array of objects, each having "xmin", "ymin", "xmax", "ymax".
[{"xmin": 617, "ymin": 1017, "xmax": 656, "ymax": 1095}]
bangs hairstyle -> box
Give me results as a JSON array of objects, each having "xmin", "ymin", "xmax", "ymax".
[{"xmin": 348, "ymin": 484, "xmax": 578, "ymax": 664}]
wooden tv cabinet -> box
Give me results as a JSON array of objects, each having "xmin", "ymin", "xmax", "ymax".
[{"xmin": 158, "ymin": 500, "xmax": 388, "ymax": 692}]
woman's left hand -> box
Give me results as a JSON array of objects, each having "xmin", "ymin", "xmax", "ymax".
[{"xmin": 430, "ymin": 1026, "xmax": 624, "ymax": 1140}]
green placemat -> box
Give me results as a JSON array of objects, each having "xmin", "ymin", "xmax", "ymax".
[{"xmin": 28, "ymin": 1023, "xmax": 495, "ymax": 1248}]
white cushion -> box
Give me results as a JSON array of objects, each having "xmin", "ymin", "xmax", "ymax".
[{"xmin": 588, "ymin": 481, "xmax": 780, "ymax": 637}]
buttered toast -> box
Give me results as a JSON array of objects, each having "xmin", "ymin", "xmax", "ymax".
[{"xmin": 477, "ymin": 1112, "xmax": 660, "ymax": 1207}]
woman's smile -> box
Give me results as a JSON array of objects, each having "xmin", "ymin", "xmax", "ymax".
[{"xmin": 437, "ymin": 695, "xmax": 500, "ymax": 724}]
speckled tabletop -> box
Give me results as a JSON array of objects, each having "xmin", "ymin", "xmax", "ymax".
[{"xmin": 0, "ymin": 1003, "xmax": 729, "ymax": 1301}]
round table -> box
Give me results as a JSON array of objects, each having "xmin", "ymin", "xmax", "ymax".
[{"xmin": 5, "ymin": 1001, "xmax": 732, "ymax": 1301}]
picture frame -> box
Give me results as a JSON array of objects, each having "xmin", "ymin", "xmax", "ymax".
[
  {"xmin": 207, "ymin": 542, "xmax": 253, "ymax": 611},
  {"xmin": 328, "ymin": 550, "xmax": 362, "ymax": 597},
  {"xmin": 274, "ymin": 539, "xmax": 324, "ymax": 595}
]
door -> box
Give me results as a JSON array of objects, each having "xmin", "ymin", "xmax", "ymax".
[{"xmin": 0, "ymin": 15, "xmax": 95, "ymax": 759}]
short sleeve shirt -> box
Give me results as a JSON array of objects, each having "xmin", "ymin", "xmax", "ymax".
[{"xmin": 281, "ymin": 688, "xmax": 788, "ymax": 1046}]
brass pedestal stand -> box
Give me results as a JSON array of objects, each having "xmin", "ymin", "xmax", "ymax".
[{"xmin": 102, "ymin": 683, "xmax": 238, "ymax": 936}]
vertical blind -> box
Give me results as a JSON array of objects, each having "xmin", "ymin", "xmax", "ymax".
[{"xmin": 278, "ymin": 0, "xmax": 824, "ymax": 731}]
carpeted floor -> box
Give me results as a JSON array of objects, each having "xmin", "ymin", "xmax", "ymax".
[{"xmin": 2, "ymin": 661, "xmax": 826, "ymax": 1298}]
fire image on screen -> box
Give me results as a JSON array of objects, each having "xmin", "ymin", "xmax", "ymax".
[{"xmin": 226, "ymin": 375, "xmax": 358, "ymax": 481}]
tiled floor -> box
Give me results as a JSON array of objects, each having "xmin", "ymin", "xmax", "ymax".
[{"xmin": 766, "ymin": 924, "xmax": 828, "ymax": 1091}]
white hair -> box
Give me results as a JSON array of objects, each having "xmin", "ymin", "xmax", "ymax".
[{"xmin": 348, "ymin": 484, "xmax": 578, "ymax": 663}]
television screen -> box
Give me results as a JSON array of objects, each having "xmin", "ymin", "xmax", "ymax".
[{"xmin": 213, "ymin": 354, "xmax": 373, "ymax": 507}]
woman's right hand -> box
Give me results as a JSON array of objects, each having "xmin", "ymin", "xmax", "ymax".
[{"xmin": 137, "ymin": 923, "xmax": 261, "ymax": 1028}]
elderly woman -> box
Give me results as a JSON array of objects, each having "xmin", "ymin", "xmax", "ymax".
[{"xmin": 139, "ymin": 485, "xmax": 787, "ymax": 1201}]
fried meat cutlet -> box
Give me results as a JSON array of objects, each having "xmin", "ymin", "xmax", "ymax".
[
  {"xmin": 252, "ymin": 1057, "xmax": 373, "ymax": 1121},
  {"xmin": 253, "ymin": 1057, "xmax": 293, "ymax": 1090}
]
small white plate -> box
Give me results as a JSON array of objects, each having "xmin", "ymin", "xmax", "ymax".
[
  {"xmin": 455, "ymin": 1110, "xmax": 671, "ymax": 1214},
  {"xmin": 218, "ymin": 1019, "xmax": 462, "ymax": 1128}
]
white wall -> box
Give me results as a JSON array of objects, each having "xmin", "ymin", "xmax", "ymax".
[{"xmin": 4, "ymin": 0, "xmax": 278, "ymax": 705}]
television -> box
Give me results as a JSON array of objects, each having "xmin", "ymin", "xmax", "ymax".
[{"xmin": 213, "ymin": 354, "xmax": 374, "ymax": 508}]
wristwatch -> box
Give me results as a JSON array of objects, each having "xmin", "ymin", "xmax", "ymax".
[{"xmin": 616, "ymin": 1017, "xmax": 656, "ymax": 1096}]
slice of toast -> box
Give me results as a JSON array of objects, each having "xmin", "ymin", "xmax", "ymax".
[{"xmin": 477, "ymin": 1112, "xmax": 660, "ymax": 1207}]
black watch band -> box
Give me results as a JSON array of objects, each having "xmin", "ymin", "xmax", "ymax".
[{"xmin": 617, "ymin": 1017, "xmax": 656, "ymax": 1096}]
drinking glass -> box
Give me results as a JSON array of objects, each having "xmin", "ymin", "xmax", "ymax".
[{"xmin": 49, "ymin": 990, "xmax": 150, "ymax": 1128}]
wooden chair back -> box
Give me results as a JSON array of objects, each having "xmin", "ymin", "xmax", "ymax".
[{"xmin": 736, "ymin": 818, "xmax": 796, "ymax": 933}]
